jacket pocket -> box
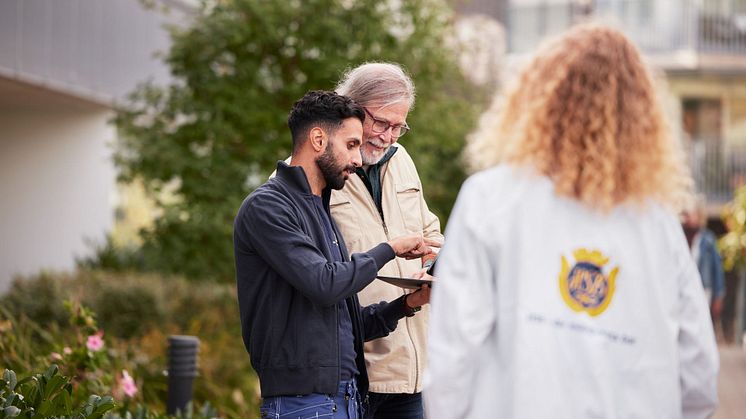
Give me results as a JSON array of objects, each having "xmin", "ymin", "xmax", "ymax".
[
  {"xmin": 330, "ymin": 193, "xmax": 362, "ymax": 253},
  {"xmin": 395, "ymin": 182, "xmax": 424, "ymax": 233}
]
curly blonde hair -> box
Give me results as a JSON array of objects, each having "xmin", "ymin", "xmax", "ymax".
[{"xmin": 467, "ymin": 24, "xmax": 692, "ymax": 212}]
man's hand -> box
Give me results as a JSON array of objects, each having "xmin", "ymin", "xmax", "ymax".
[
  {"xmin": 411, "ymin": 268, "xmax": 433, "ymax": 280},
  {"xmin": 406, "ymin": 283, "xmax": 432, "ymax": 308},
  {"xmin": 388, "ymin": 234, "xmax": 439, "ymax": 259},
  {"xmin": 422, "ymin": 239, "xmax": 442, "ymax": 270}
]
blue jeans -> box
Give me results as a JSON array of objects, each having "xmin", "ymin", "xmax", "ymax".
[
  {"xmin": 364, "ymin": 392, "xmax": 423, "ymax": 419},
  {"xmin": 260, "ymin": 379, "xmax": 362, "ymax": 419}
]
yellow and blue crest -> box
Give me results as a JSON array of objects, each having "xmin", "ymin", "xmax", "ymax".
[{"xmin": 559, "ymin": 248, "xmax": 619, "ymax": 317}]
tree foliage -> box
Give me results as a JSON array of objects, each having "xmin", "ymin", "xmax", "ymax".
[
  {"xmin": 114, "ymin": 0, "xmax": 487, "ymax": 281},
  {"xmin": 719, "ymin": 186, "xmax": 746, "ymax": 271}
]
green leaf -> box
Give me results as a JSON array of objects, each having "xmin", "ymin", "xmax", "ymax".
[
  {"xmin": 23, "ymin": 378, "xmax": 41, "ymax": 407},
  {"xmin": 41, "ymin": 365, "xmax": 57, "ymax": 382},
  {"xmin": 63, "ymin": 389, "xmax": 72, "ymax": 414},
  {"xmin": 88, "ymin": 396, "xmax": 116, "ymax": 419},
  {"xmin": 42, "ymin": 375, "xmax": 66, "ymax": 400},
  {"xmin": 15, "ymin": 377, "xmax": 33, "ymax": 387},
  {"xmin": 80, "ymin": 395, "xmax": 99, "ymax": 416},
  {"xmin": 33, "ymin": 399, "xmax": 51, "ymax": 418},
  {"xmin": 48, "ymin": 387, "xmax": 72, "ymax": 416}
]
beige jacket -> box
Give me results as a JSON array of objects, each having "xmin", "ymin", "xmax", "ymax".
[{"xmin": 330, "ymin": 143, "xmax": 443, "ymax": 394}]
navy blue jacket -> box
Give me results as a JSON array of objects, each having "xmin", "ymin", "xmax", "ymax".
[{"xmin": 234, "ymin": 161, "xmax": 409, "ymax": 398}]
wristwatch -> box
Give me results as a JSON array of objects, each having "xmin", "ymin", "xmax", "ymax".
[{"xmin": 403, "ymin": 294, "xmax": 422, "ymax": 317}]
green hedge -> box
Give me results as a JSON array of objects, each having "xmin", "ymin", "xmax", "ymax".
[{"xmin": 0, "ymin": 270, "xmax": 259, "ymax": 418}]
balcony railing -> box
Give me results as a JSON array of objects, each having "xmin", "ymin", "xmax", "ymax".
[
  {"xmin": 508, "ymin": 0, "xmax": 746, "ymax": 57},
  {"xmin": 686, "ymin": 138, "xmax": 746, "ymax": 205}
]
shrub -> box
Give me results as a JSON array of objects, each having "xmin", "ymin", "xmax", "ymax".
[
  {"xmin": 1, "ymin": 273, "xmax": 68, "ymax": 328},
  {"xmin": 90, "ymin": 285, "xmax": 163, "ymax": 340},
  {"xmin": 77, "ymin": 235, "xmax": 146, "ymax": 273},
  {"xmin": 0, "ymin": 306, "xmax": 59, "ymax": 380},
  {"xmin": 720, "ymin": 186, "xmax": 746, "ymax": 271},
  {"xmin": 0, "ymin": 366, "xmax": 116, "ymax": 419},
  {"xmin": 1, "ymin": 299, "xmax": 221, "ymax": 418},
  {"xmin": 1, "ymin": 271, "xmax": 259, "ymax": 418}
]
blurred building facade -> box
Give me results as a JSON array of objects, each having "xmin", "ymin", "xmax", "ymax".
[
  {"xmin": 454, "ymin": 0, "xmax": 508, "ymax": 90},
  {"xmin": 0, "ymin": 0, "xmax": 194, "ymax": 291},
  {"xmin": 505, "ymin": 0, "xmax": 746, "ymax": 211}
]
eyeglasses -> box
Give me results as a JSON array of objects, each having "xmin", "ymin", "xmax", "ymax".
[{"xmin": 363, "ymin": 107, "xmax": 410, "ymax": 138}]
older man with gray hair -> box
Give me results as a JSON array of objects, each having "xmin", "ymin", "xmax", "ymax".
[{"xmin": 330, "ymin": 62, "xmax": 443, "ymax": 419}]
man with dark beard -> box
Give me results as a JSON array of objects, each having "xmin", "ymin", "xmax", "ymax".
[{"xmin": 234, "ymin": 91, "xmax": 437, "ymax": 419}]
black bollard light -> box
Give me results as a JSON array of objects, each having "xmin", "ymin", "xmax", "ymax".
[{"xmin": 166, "ymin": 335, "xmax": 199, "ymax": 415}]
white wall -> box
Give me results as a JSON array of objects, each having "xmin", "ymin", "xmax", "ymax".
[
  {"xmin": 0, "ymin": 0, "xmax": 194, "ymax": 105},
  {"xmin": 0, "ymin": 81, "xmax": 116, "ymax": 292}
]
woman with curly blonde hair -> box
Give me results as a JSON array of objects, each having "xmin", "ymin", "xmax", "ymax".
[
  {"xmin": 467, "ymin": 24, "xmax": 692, "ymax": 211},
  {"xmin": 425, "ymin": 24, "xmax": 718, "ymax": 419}
]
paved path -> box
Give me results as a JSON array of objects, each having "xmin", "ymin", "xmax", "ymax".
[{"xmin": 712, "ymin": 345, "xmax": 746, "ymax": 419}]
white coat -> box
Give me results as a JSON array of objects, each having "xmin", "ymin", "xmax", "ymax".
[{"xmin": 424, "ymin": 166, "xmax": 719, "ymax": 419}]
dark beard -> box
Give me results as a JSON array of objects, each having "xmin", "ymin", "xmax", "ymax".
[{"xmin": 316, "ymin": 144, "xmax": 349, "ymax": 190}]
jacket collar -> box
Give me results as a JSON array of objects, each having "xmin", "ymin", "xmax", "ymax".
[{"xmin": 275, "ymin": 160, "xmax": 332, "ymax": 206}]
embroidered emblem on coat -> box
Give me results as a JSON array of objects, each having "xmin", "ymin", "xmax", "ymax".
[{"xmin": 559, "ymin": 248, "xmax": 618, "ymax": 317}]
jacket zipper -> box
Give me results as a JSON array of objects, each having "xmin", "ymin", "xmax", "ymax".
[
  {"xmin": 363, "ymin": 164, "xmax": 390, "ymax": 240},
  {"xmin": 379, "ymin": 158, "xmax": 420, "ymax": 392},
  {"xmin": 379, "ymin": 162, "xmax": 391, "ymax": 238},
  {"xmin": 336, "ymin": 283, "xmax": 341, "ymax": 386}
]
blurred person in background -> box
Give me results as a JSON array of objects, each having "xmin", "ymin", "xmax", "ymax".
[
  {"xmin": 424, "ymin": 24, "xmax": 719, "ymax": 419},
  {"xmin": 681, "ymin": 199, "xmax": 726, "ymax": 323},
  {"xmin": 332, "ymin": 62, "xmax": 442, "ymax": 419}
]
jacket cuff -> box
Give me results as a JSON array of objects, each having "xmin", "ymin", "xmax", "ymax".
[
  {"xmin": 379, "ymin": 295, "xmax": 412, "ymax": 325},
  {"xmin": 368, "ymin": 243, "xmax": 396, "ymax": 270}
]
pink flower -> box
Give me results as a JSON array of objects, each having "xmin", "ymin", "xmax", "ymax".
[
  {"xmin": 50, "ymin": 352, "xmax": 63, "ymax": 361},
  {"xmin": 119, "ymin": 370, "xmax": 138, "ymax": 398},
  {"xmin": 86, "ymin": 332, "xmax": 104, "ymax": 352},
  {"xmin": 63, "ymin": 347, "xmax": 72, "ymax": 355}
]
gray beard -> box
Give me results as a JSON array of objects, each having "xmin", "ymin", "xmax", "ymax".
[{"xmin": 361, "ymin": 145, "xmax": 387, "ymax": 166}]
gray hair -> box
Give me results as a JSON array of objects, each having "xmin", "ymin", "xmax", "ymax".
[{"xmin": 335, "ymin": 62, "xmax": 416, "ymax": 109}]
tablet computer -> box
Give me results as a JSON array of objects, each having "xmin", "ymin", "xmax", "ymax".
[
  {"xmin": 376, "ymin": 276, "xmax": 432, "ymax": 290},
  {"xmin": 426, "ymin": 256, "xmax": 437, "ymax": 276}
]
